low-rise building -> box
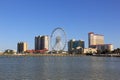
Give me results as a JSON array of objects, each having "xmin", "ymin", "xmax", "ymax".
[
  {"xmin": 4, "ymin": 49, "xmax": 16, "ymax": 54},
  {"xmin": 90, "ymin": 44, "xmax": 113, "ymax": 52},
  {"xmin": 84, "ymin": 48, "xmax": 97, "ymax": 54}
]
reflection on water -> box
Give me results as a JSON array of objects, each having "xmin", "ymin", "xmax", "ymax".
[{"xmin": 0, "ymin": 56, "xmax": 120, "ymax": 80}]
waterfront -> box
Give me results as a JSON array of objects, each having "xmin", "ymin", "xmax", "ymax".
[{"xmin": 0, "ymin": 56, "xmax": 120, "ymax": 80}]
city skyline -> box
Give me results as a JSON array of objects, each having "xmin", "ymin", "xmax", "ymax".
[{"xmin": 0, "ymin": 0, "xmax": 120, "ymax": 51}]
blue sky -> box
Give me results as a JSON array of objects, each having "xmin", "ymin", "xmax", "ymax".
[{"xmin": 0, "ymin": 0, "xmax": 120, "ymax": 51}]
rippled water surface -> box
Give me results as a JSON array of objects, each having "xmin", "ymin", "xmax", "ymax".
[{"xmin": 0, "ymin": 56, "xmax": 120, "ymax": 80}]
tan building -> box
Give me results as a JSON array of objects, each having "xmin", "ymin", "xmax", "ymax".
[
  {"xmin": 35, "ymin": 35, "xmax": 49, "ymax": 51},
  {"xmin": 17, "ymin": 42, "xmax": 28, "ymax": 53},
  {"xmin": 91, "ymin": 44, "xmax": 113, "ymax": 51},
  {"xmin": 88, "ymin": 32, "xmax": 104, "ymax": 47},
  {"xmin": 41, "ymin": 36, "xmax": 49, "ymax": 50},
  {"xmin": 84, "ymin": 48, "xmax": 97, "ymax": 54},
  {"xmin": 88, "ymin": 32, "xmax": 113, "ymax": 52}
]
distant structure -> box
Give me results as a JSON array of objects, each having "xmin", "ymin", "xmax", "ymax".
[
  {"xmin": 17, "ymin": 42, "xmax": 28, "ymax": 53},
  {"xmin": 35, "ymin": 35, "xmax": 49, "ymax": 51},
  {"xmin": 4, "ymin": 49, "xmax": 16, "ymax": 54},
  {"xmin": 68, "ymin": 39, "xmax": 85, "ymax": 54},
  {"xmin": 88, "ymin": 32, "xmax": 113, "ymax": 51}
]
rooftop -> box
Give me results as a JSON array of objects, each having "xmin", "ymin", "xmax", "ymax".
[{"xmin": 89, "ymin": 32, "xmax": 104, "ymax": 36}]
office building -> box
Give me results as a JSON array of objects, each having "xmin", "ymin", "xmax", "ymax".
[
  {"xmin": 17, "ymin": 42, "xmax": 28, "ymax": 53},
  {"xmin": 68, "ymin": 39, "xmax": 85, "ymax": 54},
  {"xmin": 35, "ymin": 35, "xmax": 49, "ymax": 51}
]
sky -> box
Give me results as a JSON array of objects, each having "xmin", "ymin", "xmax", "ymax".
[{"xmin": 0, "ymin": 0, "xmax": 120, "ymax": 51}]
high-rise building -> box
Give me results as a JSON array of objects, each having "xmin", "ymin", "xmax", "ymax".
[
  {"xmin": 88, "ymin": 32, "xmax": 104, "ymax": 47},
  {"xmin": 88, "ymin": 32, "xmax": 113, "ymax": 51},
  {"xmin": 17, "ymin": 42, "xmax": 28, "ymax": 53},
  {"xmin": 68, "ymin": 39, "xmax": 75, "ymax": 53},
  {"xmin": 68, "ymin": 39, "xmax": 85, "ymax": 54},
  {"xmin": 41, "ymin": 36, "xmax": 49, "ymax": 50},
  {"xmin": 35, "ymin": 36, "xmax": 41, "ymax": 50},
  {"xmin": 35, "ymin": 35, "xmax": 49, "ymax": 51}
]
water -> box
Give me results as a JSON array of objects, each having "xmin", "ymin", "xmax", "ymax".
[{"xmin": 0, "ymin": 56, "xmax": 120, "ymax": 80}]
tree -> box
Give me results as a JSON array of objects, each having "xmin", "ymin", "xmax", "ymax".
[{"xmin": 97, "ymin": 50, "xmax": 102, "ymax": 54}]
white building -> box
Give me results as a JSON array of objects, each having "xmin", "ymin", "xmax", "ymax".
[{"xmin": 84, "ymin": 48, "xmax": 97, "ymax": 54}]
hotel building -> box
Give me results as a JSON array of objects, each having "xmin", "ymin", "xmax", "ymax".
[
  {"xmin": 88, "ymin": 32, "xmax": 104, "ymax": 47},
  {"xmin": 35, "ymin": 35, "xmax": 49, "ymax": 51},
  {"xmin": 17, "ymin": 42, "xmax": 28, "ymax": 53},
  {"xmin": 88, "ymin": 32, "xmax": 113, "ymax": 51}
]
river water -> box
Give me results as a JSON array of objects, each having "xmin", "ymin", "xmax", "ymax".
[{"xmin": 0, "ymin": 56, "xmax": 120, "ymax": 80}]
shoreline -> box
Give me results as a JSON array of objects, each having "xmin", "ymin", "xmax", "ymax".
[
  {"xmin": 93, "ymin": 54, "xmax": 120, "ymax": 57},
  {"xmin": 0, "ymin": 53, "xmax": 120, "ymax": 57},
  {"xmin": 0, "ymin": 54, "xmax": 86, "ymax": 57}
]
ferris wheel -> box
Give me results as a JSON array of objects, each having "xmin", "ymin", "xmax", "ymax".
[{"xmin": 50, "ymin": 27, "xmax": 67, "ymax": 53}]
